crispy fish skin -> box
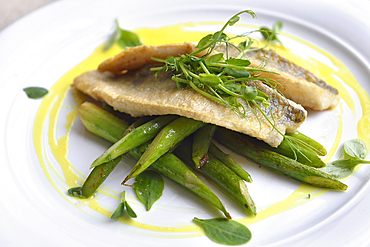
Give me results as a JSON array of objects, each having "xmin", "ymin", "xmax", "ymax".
[
  {"xmin": 73, "ymin": 65, "xmax": 307, "ymax": 147},
  {"xmin": 245, "ymin": 49, "xmax": 339, "ymax": 111},
  {"xmin": 98, "ymin": 42, "xmax": 204, "ymax": 73}
]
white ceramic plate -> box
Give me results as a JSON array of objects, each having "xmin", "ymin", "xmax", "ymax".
[{"xmin": 2, "ymin": 0, "xmax": 370, "ymax": 246}]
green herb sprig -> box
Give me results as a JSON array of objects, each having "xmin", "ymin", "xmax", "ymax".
[
  {"xmin": 150, "ymin": 10, "xmax": 313, "ymax": 159},
  {"xmin": 111, "ymin": 191, "xmax": 137, "ymax": 219},
  {"xmin": 259, "ymin": 21, "xmax": 283, "ymax": 44},
  {"xmin": 150, "ymin": 11, "xmax": 282, "ymax": 121},
  {"xmin": 104, "ymin": 19, "xmax": 142, "ymax": 51},
  {"xmin": 320, "ymin": 139, "xmax": 370, "ymax": 179}
]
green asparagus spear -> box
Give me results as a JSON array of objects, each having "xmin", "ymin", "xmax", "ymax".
[
  {"xmin": 175, "ymin": 139, "xmax": 256, "ymax": 215},
  {"xmin": 68, "ymin": 103, "xmax": 132, "ymax": 198},
  {"xmin": 287, "ymin": 131, "xmax": 327, "ymax": 156},
  {"xmin": 90, "ymin": 115, "xmax": 178, "ymax": 168},
  {"xmin": 122, "ymin": 117, "xmax": 205, "ymax": 184},
  {"xmin": 263, "ymin": 137, "xmax": 326, "ymax": 168},
  {"xmin": 201, "ymin": 154, "xmax": 257, "ymax": 215},
  {"xmin": 192, "ymin": 124, "xmax": 217, "ymax": 168},
  {"xmin": 78, "ymin": 102, "xmax": 129, "ymax": 143},
  {"xmin": 214, "ymin": 128, "xmax": 347, "ymax": 191},
  {"xmin": 129, "ymin": 144, "xmax": 231, "ymax": 218},
  {"xmin": 73, "ymin": 102, "xmax": 230, "ymax": 217},
  {"xmin": 209, "ymin": 142, "xmax": 253, "ymax": 182},
  {"xmin": 69, "ymin": 108, "xmax": 155, "ymax": 198}
]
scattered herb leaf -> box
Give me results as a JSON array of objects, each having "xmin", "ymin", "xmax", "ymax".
[
  {"xmin": 343, "ymin": 139, "xmax": 367, "ymax": 160},
  {"xmin": 320, "ymin": 159, "xmax": 370, "ymax": 179},
  {"xmin": 259, "ymin": 21, "xmax": 283, "ymax": 44},
  {"xmin": 193, "ymin": 217, "xmax": 252, "ymax": 245},
  {"xmin": 103, "ymin": 19, "xmax": 142, "ymax": 51},
  {"xmin": 23, "ymin": 87, "xmax": 48, "ymax": 99},
  {"xmin": 320, "ymin": 138, "xmax": 369, "ymax": 179},
  {"xmin": 111, "ymin": 191, "xmax": 137, "ymax": 219},
  {"xmin": 134, "ymin": 170, "xmax": 164, "ymax": 211},
  {"xmin": 111, "ymin": 202, "xmax": 125, "ymax": 219},
  {"xmin": 124, "ymin": 201, "xmax": 137, "ymax": 218}
]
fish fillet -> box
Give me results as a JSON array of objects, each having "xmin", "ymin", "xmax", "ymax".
[
  {"xmin": 98, "ymin": 43, "xmax": 339, "ymax": 111},
  {"xmin": 73, "ymin": 64, "xmax": 307, "ymax": 147},
  {"xmin": 222, "ymin": 46, "xmax": 339, "ymax": 111}
]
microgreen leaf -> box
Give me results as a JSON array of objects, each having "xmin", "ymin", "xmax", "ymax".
[
  {"xmin": 343, "ymin": 139, "xmax": 367, "ymax": 159},
  {"xmin": 225, "ymin": 58, "xmax": 251, "ymax": 67},
  {"xmin": 117, "ymin": 29, "xmax": 142, "ymax": 49},
  {"xmin": 124, "ymin": 201, "xmax": 137, "ymax": 218},
  {"xmin": 134, "ymin": 170, "xmax": 164, "ymax": 211},
  {"xmin": 259, "ymin": 21, "xmax": 283, "ymax": 44},
  {"xmin": 193, "ymin": 217, "xmax": 252, "ymax": 245},
  {"xmin": 241, "ymin": 84, "xmax": 258, "ymax": 101},
  {"xmin": 23, "ymin": 87, "xmax": 48, "ymax": 99},
  {"xmin": 151, "ymin": 10, "xmax": 286, "ymax": 141},
  {"xmin": 199, "ymin": 73, "xmax": 221, "ymax": 87},
  {"xmin": 320, "ymin": 159, "xmax": 370, "ymax": 179},
  {"xmin": 223, "ymin": 68, "xmax": 250, "ymax": 78},
  {"xmin": 319, "ymin": 138, "xmax": 369, "ymax": 179},
  {"xmin": 229, "ymin": 16, "xmax": 240, "ymax": 26},
  {"xmin": 205, "ymin": 53, "xmax": 224, "ymax": 64},
  {"xmin": 223, "ymin": 82, "xmax": 241, "ymax": 93},
  {"xmin": 103, "ymin": 19, "xmax": 141, "ymax": 51},
  {"xmin": 111, "ymin": 191, "xmax": 137, "ymax": 219},
  {"xmin": 196, "ymin": 34, "xmax": 213, "ymax": 50},
  {"xmin": 111, "ymin": 202, "xmax": 125, "ymax": 219}
]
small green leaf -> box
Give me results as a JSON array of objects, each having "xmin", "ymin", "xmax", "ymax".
[
  {"xmin": 111, "ymin": 202, "xmax": 125, "ymax": 219},
  {"xmin": 343, "ymin": 139, "xmax": 367, "ymax": 160},
  {"xmin": 103, "ymin": 19, "xmax": 141, "ymax": 51},
  {"xmin": 23, "ymin": 87, "xmax": 48, "ymax": 99},
  {"xmin": 117, "ymin": 29, "xmax": 142, "ymax": 49},
  {"xmin": 223, "ymin": 82, "xmax": 241, "ymax": 93},
  {"xmin": 225, "ymin": 58, "xmax": 251, "ymax": 67},
  {"xmin": 273, "ymin": 21, "xmax": 283, "ymax": 33},
  {"xmin": 224, "ymin": 68, "xmax": 250, "ymax": 78},
  {"xmin": 196, "ymin": 34, "xmax": 213, "ymax": 49},
  {"xmin": 199, "ymin": 73, "xmax": 221, "ymax": 87},
  {"xmin": 320, "ymin": 159, "xmax": 370, "ymax": 179},
  {"xmin": 212, "ymin": 31, "xmax": 227, "ymax": 42},
  {"xmin": 205, "ymin": 53, "xmax": 224, "ymax": 64},
  {"xmin": 229, "ymin": 16, "xmax": 240, "ymax": 26},
  {"xmin": 124, "ymin": 201, "xmax": 137, "ymax": 218},
  {"xmin": 259, "ymin": 21, "xmax": 283, "ymax": 44},
  {"xmin": 193, "ymin": 217, "xmax": 252, "ymax": 245},
  {"xmin": 134, "ymin": 170, "xmax": 164, "ymax": 211},
  {"xmin": 241, "ymin": 84, "xmax": 257, "ymax": 101}
]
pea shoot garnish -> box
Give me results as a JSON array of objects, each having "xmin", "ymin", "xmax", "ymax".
[{"xmin": 149, "ymin": 10, "xmax": 322, "ymax": 163}]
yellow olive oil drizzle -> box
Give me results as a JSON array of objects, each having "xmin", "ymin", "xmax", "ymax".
[{"xmin": 33, "ymin": 22, "xmax": 369, "ymax": 235}]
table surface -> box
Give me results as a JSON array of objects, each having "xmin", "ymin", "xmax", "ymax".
[{"xmin": 0, "ymin": 0, "xmax": 56, "ymax": 31}]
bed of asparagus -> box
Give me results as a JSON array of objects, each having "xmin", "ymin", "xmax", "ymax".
[{"xmin": 68, "ymin": 101, "xmax": 347, "ymax": 219}]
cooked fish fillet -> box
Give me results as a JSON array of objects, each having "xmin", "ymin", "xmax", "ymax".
[
  {"xmin": 223, "ymin": 47, "xmax": 339, "ymax": 111},
  {"xmin": 73, "ymin": 64, "xmax": 307, "ymax": 147},
  {"xmin": 98, "ymin": 43, "xmax": 339, "ymax": 111}
]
